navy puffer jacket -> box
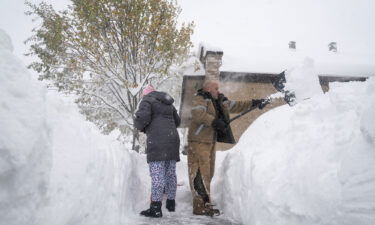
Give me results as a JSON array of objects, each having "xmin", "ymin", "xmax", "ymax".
[{"xmin": 134, "ymin": 91, "xmax": 180, "ymax": 163}]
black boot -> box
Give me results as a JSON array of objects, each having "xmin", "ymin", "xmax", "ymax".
[
  {"xmin": 140, "ymin": 201, "xmax": 162, "ymax": 218},
  {"xmin": 166, "ymin": 199, "xmax": 175, "ymax": 212}
]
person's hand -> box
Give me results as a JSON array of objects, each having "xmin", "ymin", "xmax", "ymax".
[
  {"xmin": 252, "ymin": 99, "xmax": 269, "ymax": 110},
  {"xmin": 258, "ymin": 99, "xmax": 270, "ymax": 109},
  {"xmin": 251, "ymin": 99, "xmax": 264, "ymax": 107},
  {"xmin": 212, "ymin": 118, "xmax": 227, "ymax": 132}
]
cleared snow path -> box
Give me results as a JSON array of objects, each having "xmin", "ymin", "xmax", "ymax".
[
  {"xmin": 132, "ymin": 214, "xmax": 239, "ymax": 225},
  {"xmin": 125, "ymin": 158, "xmax": 241, "ymax": 225}
]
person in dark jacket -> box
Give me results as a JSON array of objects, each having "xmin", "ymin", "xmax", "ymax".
[{"xmin": 134, "ymin": 84, "xmax": 181, "ymax": 218}]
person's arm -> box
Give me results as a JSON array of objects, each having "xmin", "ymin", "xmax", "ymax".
[
  {"xmin": 173, "ymin": 107, "xmax": 181, "ymax": 127},
  {"xmin": 191, "ymin": 96, "xmax": 215, "ymax": 126},
  {"xmin": 225, "ymin": 99, "xmax": 252, "ymax": 114},
  {"xmin": 225, "ymin": 98, "xmax": 269, "ymax": 114},
  {"xmin": 134, "ymin": 99, "xmax": 152, "ymax": 132}
]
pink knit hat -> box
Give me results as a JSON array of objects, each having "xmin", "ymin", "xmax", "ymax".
[{"xmin": 142, "ymin": 84, "xmax": 155, "ymax": 96}]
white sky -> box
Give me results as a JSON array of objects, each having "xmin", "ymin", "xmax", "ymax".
[
  {"xmin": 0, "ymin": 0, "xmax": 69, "ymax": 66},
  {"xmin": 1, "ymin": 0, "xmax": 374, "ymax": 72},
  {"xmin": 178, "ymin": 0, "xmax": 375, "ymax": 53}
]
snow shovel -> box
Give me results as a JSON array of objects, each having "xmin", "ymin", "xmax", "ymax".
[
  {"xmin": 228, "ymin": 99, "xmax": 270, "ymax": 124},
  {"xmin": 228, "ymin": 71, "xmax": 296, "ymax": 124}
]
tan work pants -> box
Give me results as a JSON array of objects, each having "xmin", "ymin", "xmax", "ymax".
[{"xmin": 187, "ymin": 141, "xmax": 216, "ymax": 212}]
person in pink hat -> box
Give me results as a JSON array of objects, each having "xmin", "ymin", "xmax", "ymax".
[
  {"xmin": 142, "ymin": 84, "xmax": 155, "ymax": 96},
  {"xmin": 135, "ymin": 84, "xmax": 181, "ymax": 218}
]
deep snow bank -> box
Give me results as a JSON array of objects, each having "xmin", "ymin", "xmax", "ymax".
[
  {"xmin": 0, "ymin": 29, "xmax": 149, "ymax": 225},
  {"xmin": 215, "ymin": 76, "xmax": 375, "ymax": 224},
  {"xmin": 35, "ymin": 93, "xmax": 149, "ymax": 225},
  {"xmin": 0, "ymin": 28, "xmax": 51, "ymax": 225}
]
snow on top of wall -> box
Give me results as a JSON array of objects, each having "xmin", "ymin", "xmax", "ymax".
[{"xmin": 0, "ymin": 28, "xmax": 14, "ymax": 52}]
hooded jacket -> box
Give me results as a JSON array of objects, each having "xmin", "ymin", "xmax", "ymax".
[{"xmin": 134, "ymin": 91, "xmax": 181, "ymax": 162}]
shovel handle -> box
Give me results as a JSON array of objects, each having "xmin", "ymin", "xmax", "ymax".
[
  {"xmin": 229, "ymin": 105, "xmax": 258, "ymax": 123},
  {"xmin": 229, "ymin": 99, "xmax": 271, "ymax": 124}
]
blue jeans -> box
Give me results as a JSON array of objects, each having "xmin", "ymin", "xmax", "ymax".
[{"xmin": 149, "ymin": 160, "xmax": 177, "ymax": 201}]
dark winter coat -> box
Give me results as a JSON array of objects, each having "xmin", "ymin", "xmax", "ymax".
[
  {"xmin": 188, "ymin": 89, "xmax": 252, "ymax": 144},
  {"xmin": 134, "ymin": 91, "xmax": 181, "ymax": 163}
]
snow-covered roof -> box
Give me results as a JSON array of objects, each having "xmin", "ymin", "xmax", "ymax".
[
  {"xmin": 179, "ymin": 0, "xmax": 375, "ymax": 77},
  {"xmin": 220, "ymin": 45, "xmax": 375, "ymax": 77},
  {"xmin": 193, "ymin": 42, "xmax": 375, "ymax": 77}
]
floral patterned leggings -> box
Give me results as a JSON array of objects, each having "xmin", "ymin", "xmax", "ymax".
[{"xmin": 149, "ymin": 160, "xmax": 177, "ymax": 202}]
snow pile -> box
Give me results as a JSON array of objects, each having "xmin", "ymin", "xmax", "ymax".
[
  {"xmin": 0, "ymin": 29, "xmax": 51, "ymax": 225},
  {"xmin": 360, "ymin": 79, "xmax": 375, "ymax": 143},
  {"xmin": 214, "ymin": 73, "xmax": 375, "ymax": 224},
  {"xmin": 35, "ymin": 93, "xmax": 149, "ymax": 225},
  {"xmin": 0, "ymin": 29, "xmax": 149, "ymax": 225},
  {"xmin": 285, "ymin": 57, "xmax": 323, "ymax": 104}
]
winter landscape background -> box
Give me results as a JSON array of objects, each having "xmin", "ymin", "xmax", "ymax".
[{"xmin": 1, "ymin": 0, "xmax": 375, "ymax": 225}]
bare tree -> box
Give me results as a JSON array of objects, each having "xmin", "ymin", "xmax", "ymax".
[{"xmin": 25, "ymin": 0, "xmax": 194, "ymax": 150}]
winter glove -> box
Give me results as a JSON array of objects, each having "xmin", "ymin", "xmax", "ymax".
[
  {"xmin": 218, "ymin": 93, "xmax": 228, "ymax": 102},
  {"xmin": 258, "ymin": 99, "xmax": 270, "ymax": 109},
  {"xmin": 212, "ymin": 118, "xmax": 227, "ymax": 132},
  {"xmin": 252, "ymin": 99, "xmax": 269, "ymax": 110}
]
